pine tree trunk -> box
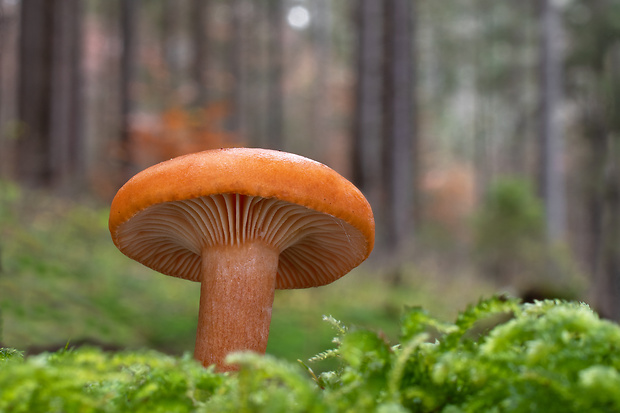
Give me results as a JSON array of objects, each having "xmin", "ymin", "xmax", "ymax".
[
  {"xmin": 50, "ymin": 0, "xmax": 84, "ymax": 191},
  {"xmin": 352, "ymin": 0, "xmax": 417, "ymax": 258},
  {"xmin": 539, "ymin": 0, "xmax": 566, "ymax": 243},
  {"xmin": 382, "ymin": 0, "xmax": 415, "ymax": 252},
  {"xmin": 17, "ymin": 0, "xmax": 54, "ymax": 187},
  {"xmin": 17, "ymin": 0, "xmax": 83, "ymax": 191},
  {"xmin": 592, "ymin": 47, "xmax": 620, "ymax": 320},
  {"xmin": 265, "ymin": 0, "xmax": 283, "ymax": 150},
  {"xmin": 597, "ymin": 140, "xmax": 620, "ymax": 319},
  {"xmin": 228, "ymin": 0, "xmax": 248, "ymax": 140},
  {"xmin": 310, "ymin": 0, "xmax": 330, "ymax": 162},
  {"xmin": 119, "ymin": 0, "xmax": 137, "ymax": 182},
  {"xmin": 351, "ymin": 0, "xmax": 384, "ymax": 212},
  {"xmin": 191, "ymin": 0, "xmax": 209, "ymax": 106}
]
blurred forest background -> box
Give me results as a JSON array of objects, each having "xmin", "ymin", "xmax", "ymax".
[{"xmin": 1, "ymin": 0, "xmax": 620, "ymax": 366}]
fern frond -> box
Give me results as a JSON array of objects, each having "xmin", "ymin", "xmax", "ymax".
[
  {"xmin": 322, "ymin": 314, "xmax": 348, "ymax": 336},
  {"xmin": 308, "ymin": 348, "xmax": 340, "ymax": 363}
]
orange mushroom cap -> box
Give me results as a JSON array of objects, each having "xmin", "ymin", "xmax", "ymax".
[{"xmin": 109, "ymin": 148, "xmax": 375, "ymax": 289}]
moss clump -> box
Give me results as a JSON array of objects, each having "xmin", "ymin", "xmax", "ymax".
[{"xmin": 2, "ymin": 298, "xmax": 620, "ymax": 412}]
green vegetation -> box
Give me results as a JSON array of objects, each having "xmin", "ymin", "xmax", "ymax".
[
  {"xmin": 0, "ymin": 180, "xmax": 200, "ymax": 353},
  {"xmin": 0, "ymin": 180, "xmax": 492, "ymax": 363},
  {"xmin": 1, "ymin": 181, "xmax": 616, "ymax": 411},
  {"xmin": 473, "ymin": 178, "xmax": 545, "ymax": 263},
  {"xmin": 2, "ymin": 297, "xmax": 620, "ymax": 412},
  {"xmin": 472, "ymin": 178, "xmax": 584, "ymax": 297}
]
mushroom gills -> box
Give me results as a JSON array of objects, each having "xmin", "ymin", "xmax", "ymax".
[{"xmin": 115, "ymin": 193, "xmax": 368, "ymax": 288}]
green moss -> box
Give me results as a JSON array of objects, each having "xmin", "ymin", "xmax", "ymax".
[{"xmin": 3, "ymin": 298, "xmax": 619, "ymax": 412}]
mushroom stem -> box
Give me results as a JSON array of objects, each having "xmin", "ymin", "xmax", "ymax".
[{"xmin": 195, "ymin": 241, "xmax": 279, "ymax": 372}]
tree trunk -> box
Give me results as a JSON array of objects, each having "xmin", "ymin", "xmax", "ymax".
[
  {"xmin": 228, "ymin": 0, "xmax": 249, "ymax": 139},
  {"xmin": 351, "ymin": 0, "xmax": 384, "ymax": 211},
  {"xmin": 0, "ymin": 2, "xmax": 15, "ymax": 178},
  {"xmin": 190, "ymin": 0, "xmax": 209, "ymax": 106},
  {"xmin": 382, "ymin": 0, "xmax": 415, "ymax": 251},
  {"xmin": 50, "ymin": 0, "xmax": 84, "ymax": 191},
  {"xmin": 596, "ymin": 139, "xmax": 620, "ymax": 319},
  {"xmin": 592, "ymin": 47, "xmax": 620, "ymax": 320},
  {"xmin": 352, "ymin": 0, "xmax": 417, "ymax": 259},
  {"xmin": 17, "ymin": 0, "xmax": 54, "ymax": 187},
  {"xmin": 265, "ymin": 0, "xmax": 283, "ymax": 150},
  {"xmin": 310, "ymin": 0, "xmax": 330, "ymax": 162},
  {"xmin": 119, "ymin": 0, "xmax": 137, "ymax": 182},
  {"xmin": 17, "ymin": 0, "xmax": 83, "ymax": 191},
  {"xmin": 0, "ymin": 3, "xmax": 4, "ymax": 133},
  {"xmin": 539, "ymin": 0, "xmax": 566, "ymax": 243}
]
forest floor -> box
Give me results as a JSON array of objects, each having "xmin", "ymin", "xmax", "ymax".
[{"xmin": 0, "ymin": 180, "xmax": 503, "ymax": 372}]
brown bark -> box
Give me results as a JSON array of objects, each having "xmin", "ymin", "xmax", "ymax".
[
  {"xmin": 191, "ymin": 0, "xmax": 209, "ymax": 106},
  {"xmin": 119, "ymin": 0, "xmax": 137, "ymax": 182},
  {"xmin": 382, "ymin": 0, "xmax": 416, "ymax": 251},
  {"xmin": 265, "ymin": 0, "xmax": 283, "ymax": 150},
  {"xmin": 539, "ymin": 0, "xmax": 567, "ymax": 243},
  {"xmin": 17, "ymin": 0, "xmax": 83, "ymax": 191},
  {"xmin": 351, "ymin": 0, "xmax": 384, "ymax": 208}
]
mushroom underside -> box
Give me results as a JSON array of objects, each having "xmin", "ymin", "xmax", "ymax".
[{"xmin": 113, "ymin": 193, "xmax": 368, "ymax": 288}]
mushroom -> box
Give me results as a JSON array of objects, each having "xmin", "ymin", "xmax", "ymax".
[{"xmin": 108, "ymin": 148, "xmax": 375, "ymax": 371}]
